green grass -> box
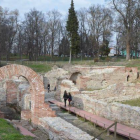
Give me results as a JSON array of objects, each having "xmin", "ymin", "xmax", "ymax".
[
  {"xmin": 1, "ymin": 54, "xmax": 94, "ymax": 61},
  {"xmin": 121, "ymin": 98, "xmax": 140, "ymax": 107},
  {"xmin": 0, "ymin": 119, "xmax": 33, "ymax": 140},
  {"xmin": 24, "ymin": 64, "xmax": 52, "ymax": 73},
  {"xmin": 126, "ymin": 59, "xmax": 140, "ymax": 70},
  {"xmin": 1, "ymin": 57, "xmax": 140, "ymax": 73}
]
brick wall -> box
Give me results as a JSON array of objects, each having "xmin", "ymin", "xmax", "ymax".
[{"xmin": 0, "ymin": 64, "xmax": 56, "ymax": 125}]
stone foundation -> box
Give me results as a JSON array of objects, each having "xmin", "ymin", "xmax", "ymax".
[{"xmin": 39, "ymin": 117, "xmax": 94, "ymax": 140}]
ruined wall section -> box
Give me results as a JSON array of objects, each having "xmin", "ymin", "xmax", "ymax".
[
  {"xmin": 6, "ymin": 80, "xmax": 18, "ymax": 104},
  {"xmin": 59, "ymin": 66, "xmax": 140, "ymax": 128},
  {"xmin": 79, "ymin": 67, "xmax": 138, "ymax": 90},
  {"xmin": 71, "ymin": 94, "xmax": 140, "ymax": 129},
  {"xmin": 44, "ymin": 68, "xmax": 69, "ymax": 91}
]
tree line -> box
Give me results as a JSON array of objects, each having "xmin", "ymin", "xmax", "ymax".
[{"xmin": 0, "ymin": 0, "xmax": 140, "ymax": 61}]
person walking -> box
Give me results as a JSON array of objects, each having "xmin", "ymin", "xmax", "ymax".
[
  {"xmin": 63, "ymin": 90, "xmax": 68, "ymax": 107},
  {"xmin": 68, "ymin": 92, "xmax": 72, "ymax": 106},
  {"xmin": 48, "ymin": 83, "xmax": 50, "ymax": 93}
]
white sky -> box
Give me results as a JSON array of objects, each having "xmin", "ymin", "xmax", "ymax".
[{"xmin": 0, "ymin": 0, "xmax": 106, "ymax": 18}]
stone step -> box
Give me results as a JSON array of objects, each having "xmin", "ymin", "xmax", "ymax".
[
  {"xmin": 63, "ymin": 116, "xmax": 78, "ymax": 120},
  {"xmin": 49, "ymin": 104, "xmax": 57, "ymax": 107},
  {"xmin": 50, "ymin": 106, "xmax": 60, "ymax": 111},
  {"xmin": 57, "ymin": 113, "xmax": 72, "ymax": 117},
  {"xmin": 16, "ymin": 125, "xmax": 37, "ymax": 138}
]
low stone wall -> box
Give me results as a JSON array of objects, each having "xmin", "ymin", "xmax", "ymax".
[
  {"xmin": 39, "ymin": 117, "xmax": 94, "ymax": 140},
  {"xmin": 72, "ymin": 94, "xmax": 140, "ymax": 129}
]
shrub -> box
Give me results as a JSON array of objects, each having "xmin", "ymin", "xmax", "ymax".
[
  {"xmin": 105, "ymin": 57, "xmax": 111, "ymax": 62},
  {"xmin": 94, "ymin": 58, "xmax": 99, "ymax": 62}
]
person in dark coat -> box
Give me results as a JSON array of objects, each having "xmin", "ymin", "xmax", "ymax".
[
  {"xmin": 48, "ymin": 83, "xmax": 50, "ymax": 93},
  {"xmin": 68, "ymin": 92, "xmax": 72, "ymax": 106},
  {"xmin": 63, "ymin": 90, "xmax": 68, "ymax": 107}
]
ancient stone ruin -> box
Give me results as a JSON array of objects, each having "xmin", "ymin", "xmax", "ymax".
[
  {"xmin": 1, "ymin": 64, "xmax": 140, "ymax": 139},
  {"xmin": 0, "ymin": 64, "xmax": 55, "ymax": 125},
  {"xmin": 45, "ymin": 65, "xmax": 140, "ymax": 129}
]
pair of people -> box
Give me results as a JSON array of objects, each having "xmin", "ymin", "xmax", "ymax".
[{"xmin": 63, "ymin": 90, "xmax": 72, "ymax": 107}]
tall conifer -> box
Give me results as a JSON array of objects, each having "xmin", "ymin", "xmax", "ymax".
[{"xmin": 66, "ymin": 0, "xmax": 80, "ymax": 58}]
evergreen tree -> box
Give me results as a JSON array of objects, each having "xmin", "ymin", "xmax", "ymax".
[
  {"xmin": 66, "ymin": 0, "xmax": 80, "ymax": 58},
  {"xmin": 100, "ymin": 39, "xmax": 110, "ymax": 56}
]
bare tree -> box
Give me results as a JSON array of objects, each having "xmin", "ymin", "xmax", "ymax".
[
  {"xmin": 112, "ymin": 0, "xmax": 139, "ymax": 60},
  {"xmin": 46, "ymin": 10, "xmax": 62, "ymax": 58},
  {"xmin": 87, "ymin": 5, "xmax": 113, "ymax": 58},
  {"xmin": 24, "ymin": 9, "xmax": 45, "ymax": 61}
]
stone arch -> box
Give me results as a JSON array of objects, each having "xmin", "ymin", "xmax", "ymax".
[
  {"xmin": 70, "ymin": 72, "xmax": 82, "ymax": 87},
  {"xmin": 0, "ymin": 64, "xmax": 55, "ymax": 125}
]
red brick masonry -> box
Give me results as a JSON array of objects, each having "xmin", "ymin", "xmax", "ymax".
[{"xmin": 0, "ymin": 64, "xmax": 55, "ymax": 125}]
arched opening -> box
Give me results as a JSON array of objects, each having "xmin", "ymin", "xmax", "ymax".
[
  {"xmin": 101, "ymin": 79, "xmax": 108, "ymax": 87},
  {"xmin": 0, "ymin": 75, "xmax": 31, "ymax": 120},
  {"xmin": 137, "ymin": 72, "xmax": 139, "ymax": 79},
  {"xmin": 70, "ymin": 72, "xmax": 82, "ymax": 85},
  {"xmin": 127, "ymin": 75, "xmax": 130, "ymax": 81}
]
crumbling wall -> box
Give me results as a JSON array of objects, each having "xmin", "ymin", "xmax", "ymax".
[
  {"xmin": 71, "ymin": 94, "xmax": 140, "ymax": 129},
  {"xmin": 78, "ymin": 67, "xmax": 138, "ymax": 90},
  {"xmin": 44, "ymin": 68, "xmax": 69, "ymax": 91},
  {"xmin": 0, "ymin": 77, "xmax": 31, "ymax": 108},
  {"xmin": 0, "ymin": 82, "xmax": 6, "ymax": 107},
  {"xmin": 6, "ymin": 80, "xmax": 18, "ymax": 104},
  {"xmin": 60, "ymin": 80, "xmax": 80, "ymax": 99},
  {"xmin": 39, "ymin": 117, "xmax": 94, "ymax": 140}
]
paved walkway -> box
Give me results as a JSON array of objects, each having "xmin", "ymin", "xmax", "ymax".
[
  {"xmin": 49, "ymin": 99, "xmax": 140, "ymax": 140},
  {"xmin": 15, "ymin": 124, "xmax": 37, "ymax": 138}
]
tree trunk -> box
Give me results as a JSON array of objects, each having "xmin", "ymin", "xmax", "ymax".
[
  {"xmin": 69, "ymin": 48, "xmax": 71, "ymax": 64},
  {"xmin": 126, "ymin": 30, "xmax": 130, "ymax": 60}
]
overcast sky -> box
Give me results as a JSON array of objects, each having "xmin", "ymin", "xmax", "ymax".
[{"xmin": 0, "ymin": 0, "xmax": 106, "ymax": 18}]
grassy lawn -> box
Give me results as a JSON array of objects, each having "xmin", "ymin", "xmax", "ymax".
[
  {"xmin": 1, "ymin": 58, "xmax": 140, "ymax": 73},
  {"xmin": 0, "ymin": 61, "xmax": 52, "ymax": 73},
  {"xmin": 126, "ymin": 59, "xmax": 140, "ymax": 71},
  {"xmin": 24, "ymin": 64, "xmax": 52, "ymax": 73},
  {"xmin": 121, "ymin": 98, "xmax": 140, "ymax": 107},
  {"xmin": 0, "ymin": 119, "xmax": 33, "ymax": 140}
]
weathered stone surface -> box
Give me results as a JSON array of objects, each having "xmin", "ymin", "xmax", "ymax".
[
  {"xmin": 61, "ymin": 80, "xmax": 79, "ymax": 96},
  {"xmin": 45, "ymin": 92, "xmax": 55, "ymax": 102},
  {"xmin": 71, "ymin": 94, "xmax": 140, "ymax": 129},
  {"xmin": 23, "ymin": 94, "xmax": 31, "ymax": 110},
  {"xmin": 0, "ymin": 106, "xmax": 18, "ymax": 120},
  {"xmin": 44, "ymin": 68, "xmax": 69, "ymax": 91},
  {"xmin": 39, "ymin": 117, "xmax": 94, "ymax": 140},
  {"xmin": 0, "ymin": 88, "xmax": 6, "ymax": 107},
  {"xmin": 6, "ymin": 80, "xmax": 18, "ymax": 104},
  {"xmin": 52, "ymin": 66, "xmax": 140, "ymax": 129}
]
